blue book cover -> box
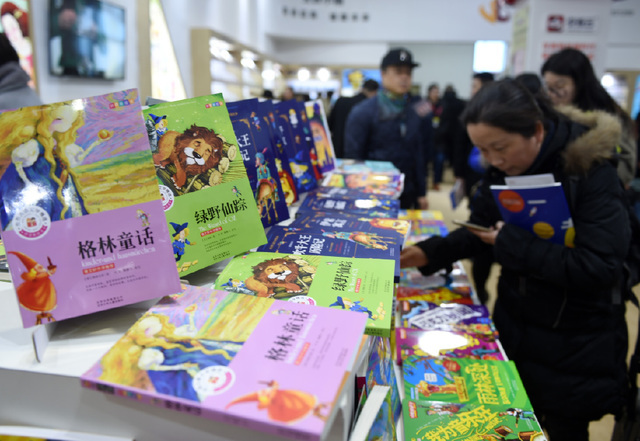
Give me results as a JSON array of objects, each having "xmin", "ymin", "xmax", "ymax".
[
  {"xmin": 288, "ymin": 211, "xmax": 410, "ymax": 245},
  {"xmin": 309, "ymin": 186, "xmax": 394, "ymax": 201},
  {"xmin": 490, "ymin": 182, "xmax": 574, "ymax": 247},
  {"xmin": 256, "ymin": 100, "xmax": 298, "ymax": 205},
  {"xmin": 297, "ymin": 194, "xmax": 400, "ymax": 218},
  {"xmin": 293, "ymin": 100, "xmax": 323, "ymax": 181},
  {"xmin": 274, "ymin": 99, "xmax": 318, "ymax": 194},
  {"xmin": 258, "ymin": 225, "xmax": 401, "ymax": 281},
  {"xmin": 227, "ymin": 98, "xmax": 289, "ymax": 227}
]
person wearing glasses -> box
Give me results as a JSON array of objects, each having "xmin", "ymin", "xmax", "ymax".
[{"xmin": 542, "ymin": 48, "xmax": 636, "ymax": 186}]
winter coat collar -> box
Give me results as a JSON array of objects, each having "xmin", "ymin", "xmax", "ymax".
[{"xmin": 556, "ymin": 105, "xmax": 622, "ymax": 177}]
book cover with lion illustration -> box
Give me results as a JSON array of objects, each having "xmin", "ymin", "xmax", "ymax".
[
  {"xmin": 257, "ymin": 225, "xmax": 401, "ymax": 282},
  {"xmin": 81, "ymin": 284, "xmax": 368, "ymax": 441},
  {"xmin": 143, "ymin": 94, "xmax": 267, "ymax": 276},
  {"xmin": 227, "ymin": 98, "xmax": 289, "ymax": 228},
  {"xmin": 0, "ymin": 89, "xmax": 181, "ymax": 327},
  {"xmin": 213, "ymin": 251, "xmax": 395, "ymax": 337},
  {"xmin": 403, "ymin": 399, "xmax": 545, "ymax": 441}
]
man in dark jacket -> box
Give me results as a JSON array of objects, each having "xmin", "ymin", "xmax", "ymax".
[
  {"xmin": 344, "ymin": 48, "xmax": 430, "ymax": 209},
  {"xmin": 328, "ymin": 79, "xmax": 378, "ymax": 158},
  {"xmin": 0, "ymin": 33, "xmax": 41, "ymax": 110}
]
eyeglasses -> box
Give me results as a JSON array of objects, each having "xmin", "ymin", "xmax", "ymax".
[{"xmin": 545, "ymin": 83, "xmax": 569, "ymax": 99}]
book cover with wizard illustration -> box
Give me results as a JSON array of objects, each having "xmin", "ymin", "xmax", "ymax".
[
  {"xmin": 491, "ymin": 182, "xmax": 574, "ymax": 247},
  {"xmin": 304, "ymin": 100, "xmax": 336, "ymax": 175},
  {"xmin": 0, "ymin": 89, "xmax": 181, "ymax": 327},
  {"xmin": 257, "ymin": 100, "xmax": 298, "ymax": 205},
  {"xmin": 214, "ymin": 251, "xmax": 395, "ymax": 337},
  {"xmin": 81, "ymin": 284, "xmax": 368, "ymax": 441},
  {"xmin": 143, "ymin": 94, "xmax": 267, "ymax": 275},
  {"xmin": 227, "ymin": 98, "xmax": 289, "ymax": 227},
  {"xmin": 402, "ymin": 356, "xmax": 532, "ymax": 409},
  {"xmin": 274, "ymin": 99, "xmax": 318, "ymax": 195},
  {"xmin": 258, "ymin": 225, "xmax": 401, "ymax": 282},
  {"xmin": 403, "ymin": 399, "xmax": 545, "ymax": 441}
]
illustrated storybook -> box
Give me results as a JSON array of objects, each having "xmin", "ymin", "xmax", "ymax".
[
  {"xmin": 322, "ymin": 171, "xmax": 404, "ymax": 199},
  {"xmin": 399, "ymin": 262, "xmax": 472, "ymax": 291},
  {"xmin": 214, "ymin": 251, "xmax": 395, "ymax": 337},
  {"xmin": 143, "ymin": 93, "xmax": 267, "ymax": 276},
  {"xmin": 309, "ymin": 186, "xmax": 392, "ymax": 201},
  {"xmin": 398, "ymin": 209, "xmax": 444, "ymax": 221},
  {"xmin": 257, "ymin": 100, "xmax": 298, "ymax": 205},
  {"xmin": 396, "ymin": 286, "xmax": 475, "ymax": 305},
  {"xmin": 294, "ymin": 100, "xmax": 324, "ymax": 181},
  {"xmin": 366, "ymin": 336, "xmax": 402, "ymax": 423},
  {"xmin": 304, "ymin": 100, "xmax": 336, "ymax": 175},
  {"xmin": 407, "ymin": 218, "xmax": 448, "ymax": 239},
  {"xmin": 81, "ymin": 284, "xmax": 368, "ymax": 441},
  {"xmin": 333, "ymin": 159, "xmax": 399, "ymax": 174},
  {"xmin": 403, "ymin": 399, "xmax": 545, "ymax": 441},
  {"xmin": 491, "ymin": 181, "xmax": 574, "ymax": 247},
  {"xmin": 297, "ymin": 194, "xmax": 400, "ymax": 219},
  {"xmin": 258, "ymin": 226, "xmax": 401, "ymax": 281},
  {"xmin": 288, "ymin": 211, "xmax": 410, "ymax": 245},
  {"xmin": 0, "ymin": 89, "xmax": 181, "ymax": 327},
  {"xmin": 402, "ymin": 356, "xmax": 532, "ymax": 409},
  {"xmin": 274, "ymin": 99, "xmax": 318, "ymax": 195},
  {"xmin": 395, "ymin": 328, "xmax": 504, "ymax": 363},
  {"xmin": 227, "ymin": 98, "xmax": 289, "ymax": 227},
  {"xmin": 349, "ymin": 386, "xmax": 396, "ymax": 441},
  {"xmin": 398, "ymin": 301, "xmax": 497, "ymax": 336}
]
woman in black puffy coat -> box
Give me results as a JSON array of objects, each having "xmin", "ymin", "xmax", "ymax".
[{"xmin": 400, "ymin": 79, "xmax": 630, "ymax": 440}]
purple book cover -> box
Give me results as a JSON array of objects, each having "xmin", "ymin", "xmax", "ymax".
[
  {"xmin": 81, "ymin": 285, "xmax": 367, "ymax": 441},
  {"xmin": 0, "ymin": 89, "xmax": 181, "ymax": 327},
  {"xmin": 395, "ymin": 327, "xmax": 504, "ymax": 363}
]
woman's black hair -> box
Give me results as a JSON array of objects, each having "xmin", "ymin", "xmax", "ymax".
[
  {"xmin": 0, "ymin": 33, "xmax": 19, "ymax": 66},
  {"xmin": 541, "ymin": 48, "xmax": 629, "ymax": 124},
  {"xmin": 515, "ymin": 72, "xmax": 543, "ymax": 95},
  {"xmin": 461, "ymin": 78, "xmax": 559, "ymax": 137}
]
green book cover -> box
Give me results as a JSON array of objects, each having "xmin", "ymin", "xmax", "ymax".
[
  {"xmin": 143, "ymin": 94, "xmax": 267, "ymax": 275},
  {"xmin": 403, "ymin": 399, "xmax": 545, "ymax": 441},
  {"xmin": 214, "ymin": 251, "xmax": 395, "ymax": 337},
  {"xmin": 402, "ymin": 356, "xmax": 532, "ymax": 409}
]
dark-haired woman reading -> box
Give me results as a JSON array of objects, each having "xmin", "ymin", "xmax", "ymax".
[{"xmin": 400, "ymin": 79, "xmax": 630, "ymax": 440}]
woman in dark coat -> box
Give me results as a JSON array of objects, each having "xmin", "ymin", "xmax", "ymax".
[{"xmin": 400, "ymin": 79, "xmax": 630, "ymax": 440}]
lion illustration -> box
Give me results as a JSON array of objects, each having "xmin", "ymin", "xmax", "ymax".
[
  {"xmin": 152, "ymin": 124, "xmax": 224, "ymax": 189},
  {"xmin": 245, "ymin": 258, "xmax": 304, "ymax": 298}
]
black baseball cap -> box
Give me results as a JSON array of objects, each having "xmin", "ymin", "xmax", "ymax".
[{"xmin": 381, "ymin": 48, "xmax": 419, "ymax": 69}]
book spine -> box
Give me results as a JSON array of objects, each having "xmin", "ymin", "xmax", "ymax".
[{"xmin": 80, "ymin": 379, "xmax": 320, "ymax": 441}]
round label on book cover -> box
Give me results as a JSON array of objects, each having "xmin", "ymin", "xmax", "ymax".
[
  {"xmin": 288, "ymin": 295, "xmax": 316, "ymax": 306},
  {"xmin": 13, "ymin": 206, "xmax": 51, "ymax": 240},
  {"xmin": 159, "ymin": 185, "xmax": 174, "ymax": 212},
  {"xmin": 192, "ymin": 366, "xmax": 235, "ymax": 398}
]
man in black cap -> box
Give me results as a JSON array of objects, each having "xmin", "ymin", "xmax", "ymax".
[{"xmin": 344, "ymin": 48, "xmax": 430, "ymax": 209}]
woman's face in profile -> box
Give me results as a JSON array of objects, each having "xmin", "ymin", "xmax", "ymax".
[
  {"xmin": 543, "ymin": 72, "xmax": 576, "ymax": 106},
  {"xmin": 467, "ymin": 122, "xmax": 544, "ymax": 176}
]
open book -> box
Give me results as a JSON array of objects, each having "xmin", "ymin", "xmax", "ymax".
[{"xmin": 490, "ymin": 174, "xmax": 574, "ymax": 247}]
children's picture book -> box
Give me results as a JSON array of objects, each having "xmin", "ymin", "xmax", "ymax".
[
  {"xmin": 407, "ymin": 219, "xmax": 449, "ymax": 239},
  {"xmin": 395, "ymin": 328, "xmax": 504, "ymax": 363},
  {"xmin": 0, "ymin": 89, "xmax": 181, "ymax": 327},
  {"xmin": 398, "ymin": 209, "xmax": 444, "ymax": 221},
  {"xmin": 308, "ymin": 186, "xmax": 391, "ymax": 201},
  {"xmin": 349, "ymin": 385, "xmax": 396, "ymax": 441},
  {"xmin": 274, "ymin": 99, "xmax": 318, "ymax": 195},
  {"xmin": 402, "ymin": 356, "xmax": 532, "ymax": 409},
  {"xmin": 322, "ymin": 171, "xmax": 404, "ymax": 199},
  {"xmin": 227, "ymin": 98, "xmax": 289, "ymax": 227},
  {"xmin": 334, "ymin": 159, "xmax": 399, "ymax": 174},
  {"xmin": 297, "ymin": 194, "xmax": 400, "ymax": 219},
  {"xmin": 294, "ymin": 100, "xmax": 323, "ymax": 181},
  {"xmin": 403, "ymin": 399, "xmax": 546, "ymax": 441},
  {"xmin": 304, "ymin": 100, "xmax": 336, "ymax": 175},
  {"xmin": 366, "ymin": 336, "xmax": 402, "ymax": 423},
  {"xmin": 396, "ymin": 286, "xmax": 474, "ymax": 305},
  {"xmin": 491, "ymin": 182, "xmax": 574, "ymax": 247},
  {"xmin": 258, "ymin": 226, "xmax": 401, "ymax": 281},
  {"xmin": 398, "ymin": 301, "xmax": 497, "ymax": 336},
  {"xmin": 399, "ymin": 263, "xmax": 472, "ymax": 291},
  {"xmin": 143, "ymin": 93, "xmax": 267, "ymax": 275},
  {"xmin": 288, "ymin": 211, "xmax": 410, "ymax": 245},
  {"xmin": 81, "ymin": 284, "xmax": 368, "ymax": 441},
  {"xmin": 213, "ymin": 251, "xmax": 395, "ymax": 337},
  {"xmin": 257, "ymin": 100, "xmax": 298, "ymax": 205}
]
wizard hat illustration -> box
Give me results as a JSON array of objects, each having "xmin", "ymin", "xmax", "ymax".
[{"xmin": 170, "ymin": 221, "xmax": 188, "ymax": 236}]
